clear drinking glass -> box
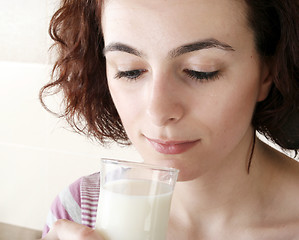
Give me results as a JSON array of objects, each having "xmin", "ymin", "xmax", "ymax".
[{"xmin": 95, "ymin": 158, "xmax": 179, "ymax": 240}]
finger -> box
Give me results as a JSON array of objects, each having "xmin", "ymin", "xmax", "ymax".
[
  {"xmin": 40, "ymin": 224, "xmax": 59, "ymax": 240},
  {"xmin": 42, "ymin": 219, "xmax": 104, "ymax": 240}
]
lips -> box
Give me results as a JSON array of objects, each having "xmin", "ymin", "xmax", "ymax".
[{"xmin": 146, "ymin": 137, "xmax": 200, "ymax": 154}]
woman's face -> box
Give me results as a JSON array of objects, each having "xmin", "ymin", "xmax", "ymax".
[{"xmin": 102, "ymin": 0, "xmax": 272, "ymax": 180}]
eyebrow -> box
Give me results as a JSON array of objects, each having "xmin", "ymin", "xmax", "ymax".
[
  {"xmin": 169, "ymin": 38, "xmax": 235, "ymax": 58},
  {"xmin": 103, "ymin": 38, "xmax": 235, "ymax": 58}
]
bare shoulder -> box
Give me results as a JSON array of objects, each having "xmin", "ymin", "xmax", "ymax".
[
  {"xmin": 261, "ymin": 141, "xmax": 299, "ymax": 186},
  {"xmin": 259, "ymin": 142, "xmax": 299, "ymax": 232},
  {"xmin": 261, "ymin": 221, "xmax": 299, "ymax": 240},
  {"xmin": 274, "ymin": 148, "xmax": 299, "ymax": 191}
]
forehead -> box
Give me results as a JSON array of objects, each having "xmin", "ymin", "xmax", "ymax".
[{"xmin": 101, "ymin": 0, "xmax": 251, "ymax": 54}]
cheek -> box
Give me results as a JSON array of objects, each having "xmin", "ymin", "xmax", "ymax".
[
  {"xmin": 108, "ymin": 83, "xmax": 143, "ymax": 135},
  {"xmin": 198, "ymin": 75, "xmax": 260, "ymax": 142},
  {"xmin": 216, "ymin": 64, "xmax": 261, "ymax": 125}
]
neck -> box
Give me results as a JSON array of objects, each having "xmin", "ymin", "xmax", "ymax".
[{"xmin": 169, "ymin": 137, "xmax": 270, "ymax": 233}]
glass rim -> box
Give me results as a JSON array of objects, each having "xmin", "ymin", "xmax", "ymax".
[{"xmin": 101, "ymin": 158, "xmax": 179, "ymax": 174}]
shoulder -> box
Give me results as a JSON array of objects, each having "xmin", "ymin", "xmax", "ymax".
[
  {"xmin": 252, "ymin": 147, "xmax": 299, "ymax": 239},
  {"xmin": 42, "ymin": 172, "xmax": 101, "ymax": 236},
  {"xmin": 60, "ymin": 172, "xmax": 100, "ymax": 211},
  {"xmin": 258, "ymin": 141, "xmax": 299, "ymax": 228},
  {"xmin": 252, "ymin": 221, "xmax": 299, "ymax": 240},
  {"xmin": 44, "ymin": 172, "xmax": 100, "ymax": 232},
  {"xmin": 80, "ymin": 172, "xmax": 101, "ymax": 228},
  {"xmin": 43, "ymin": 176, "xmax": 85, "ymax": 236},
  {"xmin": 81, "ymin": 172, "xmax": 100, "ymax": 190},
  {"xmin": 265, "ymin": 145, "xmax": 299, "ymax": 225}
]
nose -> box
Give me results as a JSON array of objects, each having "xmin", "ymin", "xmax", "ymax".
[{"xmin": 146, "ymin": 74, "xmax": 184, "ymax": 126}]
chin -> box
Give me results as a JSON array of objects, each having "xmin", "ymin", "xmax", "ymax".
[
  {"xmin": 176, "ymin": 171, "xmax": 201, "ymax": 182},
  {"xmin": 146, "ymin": 159, "xmax": 200, "ymax": 182}
]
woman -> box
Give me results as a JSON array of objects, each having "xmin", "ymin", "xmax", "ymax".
[{"xmin": 40, "ymin": 0, "xmax": 299, "ymax": 239}]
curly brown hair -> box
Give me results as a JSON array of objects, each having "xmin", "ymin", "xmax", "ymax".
[{"xmin": 40, "ymin": 0, "xmax": 299, "ymax": 151}]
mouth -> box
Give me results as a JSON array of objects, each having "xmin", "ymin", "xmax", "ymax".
[{"xmin": 145, "ymin": 137, "xmax": 200, "ymax": 155}]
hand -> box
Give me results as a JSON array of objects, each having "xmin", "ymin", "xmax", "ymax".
[{"xmin": 40, "ymin": 219, "xmax": 105, "ymax": 240}]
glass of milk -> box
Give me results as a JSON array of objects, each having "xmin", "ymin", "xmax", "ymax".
[{"xmin": 95, "ymin": 158, "xmax": 179, "ymax": 240}]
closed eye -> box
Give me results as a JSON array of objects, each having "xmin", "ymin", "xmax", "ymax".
[
  {"xmin": 183, "ymin": 69, "xmax": 220, "ymax": 81},
  {"xmin": 114, "ymin": 69, "xmax": 147, "ymax": 80}
]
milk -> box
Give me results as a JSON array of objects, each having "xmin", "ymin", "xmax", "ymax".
[{"xmin": 95, "ymin": 179, "xmax": 173, "ymax": 240}]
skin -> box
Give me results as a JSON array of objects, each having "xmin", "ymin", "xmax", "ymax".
[
  {"xmin": 42, "ymin": 0, "xmax": 299, "ymax": 239},
  {"xmin": 102, "ymin": 0, "xmax": 271, "ymax": 182}
]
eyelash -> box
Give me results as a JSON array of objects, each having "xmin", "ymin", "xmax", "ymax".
[
  {"xmin": 114, "ymin": 69, "xmax": 147, "ymax": 80},
  {"xmin": 183, "ymin": 69, "xmax": 220, "ymax": 82},
  {"xmin": 114, "ymin": 69, "xmax": 220, "ymax": 82}
]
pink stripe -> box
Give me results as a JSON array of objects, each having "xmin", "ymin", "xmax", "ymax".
[
  {"xmin": 69, "ymin": 177, "xmax": 82, "ymax": 207},
  {"xmin": 84, "ymin": 186, "xmax": 100, "ymax": 189},
  {"xmin": 82, "ymin": 217, "xmax": 96, "ymax": 222},
  {"xmin": 82, "ymin": 212, "xmax": 97, "ymax": 218},
  {"xmin": 83, "ymin": 198, "xmax": 97, "ymax": 202},
  {"xmin": 80, "ymin": 172, "xmax": 100, "ymax": 228},
  {"xmin": 82, "ymin": 205, "xmax": 97, "ymax": 209},
  {"xmin": 81, "ymin": 193, "xmax": 99, "ymax": 198},
  {"xmin": 81, "ymin": 196, "xmax": 99, "ymax": 201},
  {"xmin": 81, "ymin": 200, "xmax": 98, "ymax": 203},
  {"xmin": 82, "ymin": 184, "xmax": 99, "ymax": 187},
  {"xmin": 81, "ymin": 206, "xmax": 97, "ymax": 211},
  {"xmin": 42, "ymin": 224, "xmax": 50, "ymax": 237},
  {"xmin": 82, "ymin": 183, "xmax": 99, "ymax": 187},
  {"xmin": 81, "ymin": 203, "xmax": 98, "ymax": 207},
  {"xmin": 81, "ymin": 198, "xmax": 98, "ymax": 202},
  {"xmin": 81, "ymin": 189, "xmax": 100, "ymax": 193},
  {"xmin": 81, "ymin": 194, "xmax": 99, "ymax": 198},
  {"xmin": 51, "ymin": 195, "xmax": 74, "ymax": 221},
  {"xmin": 84, "ymin": 223, "xmax": 94, "ymax": 228},
  {"xmin": 81, "ymin": 203, "xmax": 98, "ymax": 208}
]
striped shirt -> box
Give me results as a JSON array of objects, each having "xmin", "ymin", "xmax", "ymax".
[{"xmin": 42, "ymin": 172, "xmax": 100, "ymax": 237}]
